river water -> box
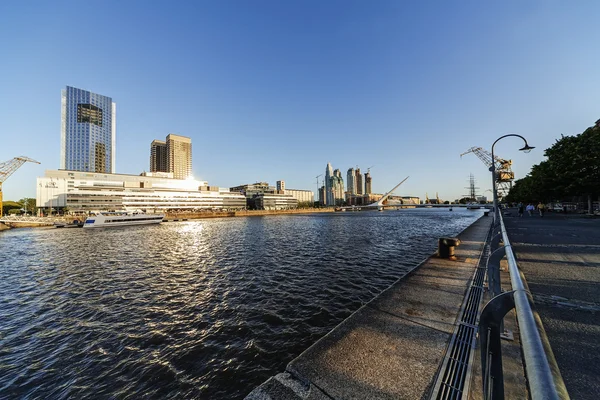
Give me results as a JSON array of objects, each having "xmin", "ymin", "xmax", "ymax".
[{"xmin": 0, "ymin": 209, "xmax": 482, "ymax": 399}]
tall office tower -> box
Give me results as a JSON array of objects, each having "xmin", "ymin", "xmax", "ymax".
[
  {"xmin": 166, "ymin": 134, "xmax": 192, "ymax": 179},
  {"xmin": 332, "ymin": 169, "xmax": 345, "ymax": 203},
  {"xmin": 150, "ymin": 140, "xmax": 168, "ymax": 172},
  {"xmin": 355, "ymin": 168, "xmax": 363, "ymax": 195},
  {"xmin": 346, "ymin": 168, "xmax": 356, "ymax": 194},
  {"xmin": 276, "ymin": 180, "xmax": 285, "ymax": 192},
  {"xmin": 364, "ymin": 172, "xmax": 372, "ymax": 194},
  {"xmin": 325, "ymin": 162, "xmax": 334, "ymax": 206},
  {"xmin": 61, "ymin": 86, "xmax": 116, "ymax": 173}
]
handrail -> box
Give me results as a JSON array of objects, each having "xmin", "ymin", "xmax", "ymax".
[{"xmin": 480, "ymin": 210, "xmax": 569, "ymax": 399}]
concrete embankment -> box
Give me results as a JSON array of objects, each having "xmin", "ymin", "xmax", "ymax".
[
  {"xmin": 246, "ymin": 216, "xmax": 492, "ymax": 399},
  {"xmin": 0, "ymin": 209, "xmax": 335, "ymax": 229}
]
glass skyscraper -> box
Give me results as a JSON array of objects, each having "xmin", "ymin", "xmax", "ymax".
[{"xmin": 61, "ymin": 86, "xmax": 116, "ymax": 173}]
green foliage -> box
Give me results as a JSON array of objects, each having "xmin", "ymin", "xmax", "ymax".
[
  {"xmin": 18, "ymin": 197, "xmax": 37, "ymax": 214},
  {"xmin": 2, "ymin": 201, "xmax": 22, "ymax": 215},
  {"xmin": 506, "ymin": 125, "xmax": 600, "ymax": 204}
]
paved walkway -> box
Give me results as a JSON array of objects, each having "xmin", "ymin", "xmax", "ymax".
[
  {"xmin": 246, "ymin": 216, "xmax": 492, "ymax": 399},
  {"xmin": 503, "ymin": 211, "xmax": 600, "ymax": 400}
]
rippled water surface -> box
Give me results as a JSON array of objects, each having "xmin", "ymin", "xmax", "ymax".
[{"xmin": 0, "ymin": 209, "xmax": 482, "ymax": 399}]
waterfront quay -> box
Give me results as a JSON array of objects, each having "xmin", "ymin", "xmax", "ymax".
[{"xmin": 247, "ymin": 215, "xmax": 493, "ymax": 399}]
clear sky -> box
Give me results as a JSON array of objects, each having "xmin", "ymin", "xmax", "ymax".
[{"xmin": 1, "ymin": 1, "xmax": 599, "ymax": 202}]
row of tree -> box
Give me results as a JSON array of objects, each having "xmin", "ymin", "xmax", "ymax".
[
  {"xmin": 505, "ymin": 123, "xmax": 600, "ymax": 212},
  {"xmin": 2, "ymin": 198, "xmax": 36, "ymax": 215}
]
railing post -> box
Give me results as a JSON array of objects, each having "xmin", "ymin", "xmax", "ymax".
[
  {"xmin": 486, "ymin": 246, "xmax": 505, "ymax": 298},
  {"xmin": 479, "ymin": 290, "xmax": 516, "ymax": 399}
]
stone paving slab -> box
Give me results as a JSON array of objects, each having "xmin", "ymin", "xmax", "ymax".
[
  {"xmin": 503, "ymin": 212, "xmax": 600, "ymax": 400},
  {"xmin": 246, "ymin": 216, "xmax": 492, "ymax": 399}
]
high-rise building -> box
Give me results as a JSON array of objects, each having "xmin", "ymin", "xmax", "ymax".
[
  {"xmin": 332, "ymin": 169, "xmax": 344, "ymax": 203},
  {"xmin": 355, "ymin": 168, "xmax": 363, "ymax": 195},
  {"xmin": 325, "ymin": 162, "xmax": 334, "ymax": 206},
  {"xmin": 364, "ymin": 172, "xmax": 372, "ymax": 194},
  {"xmin": 346, "ymin": 168, "xmax": 356, "ymax": 195},
  {"xmin": 166, "ymin": 134, "xmax": 192, "ymax": 179},
  {"xmin": 150, "ymin": 140, "xmax": 168, "ymax": 172},
  {"xmin": 61, "ymin": 86, "xmax": 116, "ymax": 173}
]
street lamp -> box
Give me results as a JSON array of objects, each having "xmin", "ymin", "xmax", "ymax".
[{"xmin": 491, "ymin": 134, "xmax": 535, "ymax": 221}]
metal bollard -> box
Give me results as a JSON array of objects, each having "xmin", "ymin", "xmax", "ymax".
[{"xmin": 438, "ymin": 237, "xmax": 461, "ymax": 260}]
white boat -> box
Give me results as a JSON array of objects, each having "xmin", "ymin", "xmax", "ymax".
[{"xmin": 83, "ymin": 211, "xmax": 164, "ymax": 228}]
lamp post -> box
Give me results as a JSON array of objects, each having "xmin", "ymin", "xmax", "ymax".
[{"xmin": 491, "ymin": 134, "xmax": 534, "ymax": 221}]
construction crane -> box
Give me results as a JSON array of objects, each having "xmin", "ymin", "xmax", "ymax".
[
  {"xmin": 460, "ymin": 147, "xmax": 515, "ymax": 199},
  {"xmin": 0, "ymin": 156, "xmax": 40, "ymax": 217},
  {"xmin": 366, "ymin": 165, "xmax": 374, "ymax": 173}
]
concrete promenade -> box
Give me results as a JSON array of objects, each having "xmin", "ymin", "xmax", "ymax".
[
  {"xmin": 246, "ymin": 216, "xmax": 492, "ymax": 399},
  {"xmin": 503, "ymin": 211, "xmax": 600, "ymax": 400}
]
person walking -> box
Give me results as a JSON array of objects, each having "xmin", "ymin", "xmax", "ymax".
[
  {"xmin": 518, "ymin": 202, "xmax": 524, "ymax": 217},
  {"xmin": 526, "ymin": 203, "xmax": 535, "ymax": 216},
  {"xmin": 537, "ymin": 202, "xmax": 546, "ymax": 217}
]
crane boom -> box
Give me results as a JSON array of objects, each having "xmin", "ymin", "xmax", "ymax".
[
  {"xmin": 0, "ymin": 156, "xmax": 41, "ymax": 217},
  {"xmin": 460, "ymin": 147, "xmax": 514, "ymax": 199},
  {"xmin": 459, "ymin": 147, "xmax": 512, "ymax": 171}
]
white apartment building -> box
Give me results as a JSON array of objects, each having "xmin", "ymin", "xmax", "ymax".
[{"xmin": 284, "ymin": 189, "xmax": 314, "ymax": 204}]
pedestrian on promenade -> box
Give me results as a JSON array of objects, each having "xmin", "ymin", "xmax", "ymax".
[
  {"xmin": 537, "ymin": 202, "xmax": 546, "ymax": 217},
  {"xmin": 526, "ymin": 203, "xmax": 535, "ymax": 216},
  {"xmin": 518, "ymin": 202, "xmax": 524, "ymax": 217}
]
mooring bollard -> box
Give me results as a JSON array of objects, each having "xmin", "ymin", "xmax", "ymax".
[
  {"xmin": 484, "ymin": 211, "xmax": 490, "ymax": 217},
  {"xmin": 438, "ymin": 237, "xmax": 461, "ymax": 260}
]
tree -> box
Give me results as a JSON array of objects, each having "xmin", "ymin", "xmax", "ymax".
[
  {"xmin": 2, "ymin": 201, "xmax": 21, "ymax": 215},
  {"xmin": 506, "ymin": 124, "xmax": 600, "ymax": 212},
  {"xmin": 18, "ymin": 198, "xmax": 36, "ymax": 214}
]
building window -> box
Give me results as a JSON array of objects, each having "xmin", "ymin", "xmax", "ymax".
[{"xmin": 77, "ymin": 104, "xmax": 103, "ymax": 126}]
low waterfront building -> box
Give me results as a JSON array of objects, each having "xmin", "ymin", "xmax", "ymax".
[
  {"xmin": 385, "ymin": 195, "xmax": 420, "ymax": 206},
  {"xmin": 346, "ymin": 193, "xmax": 382, "ymax": 206},
  {"xmin": 36, "ymin": 170, "xmax": 246, "ymax": 213},
  {"xmin": 230, "ymin": 182, "xmax": 299, "ymax": 210},
  {"xmin": 284, "ymin": 189, "xmax": 314, "ymax": 205},
  {"xmin": 230, "ymin": 182, "xmax": 276, "ymax": 197},
  {"xmin": 252, "ymin": 193, "xmax": 298, "ymax": 210}
]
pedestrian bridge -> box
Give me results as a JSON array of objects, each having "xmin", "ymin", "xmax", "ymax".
[{"xmin": 0, "ymin": 215, "xmax": 68, "ymax": 225}]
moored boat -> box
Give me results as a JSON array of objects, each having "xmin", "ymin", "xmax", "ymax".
[
  {"xmin": 54, "ymin": 220, "xmax": 84, "ymax": 228},
  {"xmin": 83, "ymin": 211, "xmax": 164, "ymax": 228}
]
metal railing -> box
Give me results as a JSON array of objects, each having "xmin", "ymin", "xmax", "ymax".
[
  {"xmin": 0, "ymin": 215, "xmax": 68, "ymax": 224},
  {"xmin": 479, "ymin": 210, "xmax": 570, "ymax": 399}
]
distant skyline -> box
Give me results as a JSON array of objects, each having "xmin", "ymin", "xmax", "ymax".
[{"xmin": 1, "ymin": 1, "xmax": 599, "ymax": 201}]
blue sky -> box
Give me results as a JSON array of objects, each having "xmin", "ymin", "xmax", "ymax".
[{"xmin": 1, "ymin": 1, "xmax": 598, "ymax": 202}]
